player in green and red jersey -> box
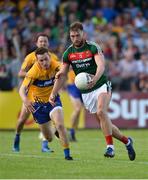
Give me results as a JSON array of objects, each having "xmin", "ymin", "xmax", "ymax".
[{"xmin": 49, "ymin": 21, "xmax": 136, "ymax": 160}]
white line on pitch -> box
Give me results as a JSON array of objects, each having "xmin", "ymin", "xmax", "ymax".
[{"xmin": 0, "ymin": 153, "xmax": 148, "ymax": 165}]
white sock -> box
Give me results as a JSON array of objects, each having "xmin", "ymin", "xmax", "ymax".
[
  {"xmin": 107, "ymin": 145, "xmax": 114, "ymax": 150},
  {"xmin": 126, "ymin": 139, "xmax": 130, "ymax": 146}
]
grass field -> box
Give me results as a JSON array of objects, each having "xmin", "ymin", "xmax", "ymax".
[{"xmin": 0, "ymin": 129, "xmax": 148, "ymax": 179}]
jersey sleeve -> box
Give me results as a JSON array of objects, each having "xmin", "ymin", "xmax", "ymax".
[
  {"xmin": 62, "ymin": 50, "xmax": 70, "ymax": 64},
  {"xmin": 22, "ymin": 76, "xmax": 34, "ymax": 89},
  {"xmin": 21, "ymin": 53, "xmax": 35, "ymax": 72},
  {"xmin": 22, "ymin": 64, "xmax": 37, "ymax": 88},
  {"xmin": 90, "ymin": 42, "xmax": 103, "ymax": 55}
]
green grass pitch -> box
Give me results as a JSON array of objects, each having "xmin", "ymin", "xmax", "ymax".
[{"xmin": 0, "ymin": 129, "xmax": 148, "ymax": 179}]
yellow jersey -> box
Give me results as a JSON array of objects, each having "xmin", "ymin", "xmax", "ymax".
[
  {"xmin": 67, "ymin": 69, "xmax": 75, "ymax": 85},
  {"xmin": 21, "ymin": 51, "xmax": 60, "ymax": 72},
  {"xmin": 22, "ymin": 59, "xmax": 60, "ymax": 103}
]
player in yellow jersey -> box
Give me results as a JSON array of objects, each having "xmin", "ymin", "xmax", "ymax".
[
  {"xmin": 13, "ymin": 33, "xmax": 59, "ymax": 152},
  {"xmin": 19, "ymin": 47, "xmax": 73, "ymax": 160},
  {"xmin": 67, "ymin": 69, "xmax": 83, "ymax": 141}
]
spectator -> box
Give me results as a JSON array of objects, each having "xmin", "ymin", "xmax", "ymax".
[
  {"xmin": 99, "ymin": 0, "xmax": 118, "ymax": 22},
  {"xmin": 108, "ymin": 60, "xmax": 121, "ymax": 90},
  {"xmin": 137, "ymin": 52, "xmax": 148, "ymax": 91},
  {"xmin": 0, "ymin": 0, "xmax": 148, "ymax": 92},
  {"xmin": 134, "ymin": 11, "xmax": 146, "ymax": 28},
  {"xmin": 0, "ymin": 63, "xmax": 13, "ymax": 91},
  {"xmin": 118, "ymin": 49, "xmax": 138, "ymax": 91},
  {"xmin": 92, "ymin": 10, "xmax": 107, "ymax": 26},
  {"xmin": 38, "ymin": 0, "xmax": 60, "ymax": 14}
]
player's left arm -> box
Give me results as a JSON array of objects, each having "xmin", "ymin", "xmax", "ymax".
[
  {"xmin": 88, "ymin": 51, "xmax": 105, "ymax": 89},
  {"xmin": 94, "ymin": 52, "xmax": 105, "ymax": 81}
]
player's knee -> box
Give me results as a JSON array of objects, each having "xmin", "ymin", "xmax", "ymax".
[
  {"xmin": 17, "ymin": 118, "xmax": 27, "ymax": 125},
  {"xmin": 97, "ymin": 109, "xmax": 106, "ymax": 120},
  {"xmin": 17, "ymin": 116, "xmax": 27, "ymax": 126},
  {"xmin": 18, "ymin": 114, "xmax": 28, "ymax": 123},
  {"xmin": 75, "ymin": 107, "xmax": 81, "ymax": 114},
  {"xmin": 56, "ymin": 124, "xmax": 65, "ymax": 132}
]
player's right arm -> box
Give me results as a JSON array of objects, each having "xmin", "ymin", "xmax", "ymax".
[
  {"xmin": 18, "ymin": 69, "xmax": 27, "ymax": 78},
  {"xmin": 49, "ymin": 63, "xmax": 70, "ymax": 105},
  {"xmin": 19, "ymin": 84, "xmax": 35, "ymax": 113},
  {"xmin": 19, "ymin": 68, "xmax": 35, "ymax": 113}
]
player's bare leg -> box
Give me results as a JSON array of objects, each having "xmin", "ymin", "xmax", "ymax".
[
  {"xmin": 39, "ymin": 121, "xmax": 54, "ymax": 153},
  {"xmin": 50, "ymin": 108, "xmax": 73, "ymax": 160},
  {"xmin": 110, "ymin": 124, "xmax": 136, "ymax": 160},
  {"xmin": 16, "ymin": 104, "xmax": 30, "ymax": 133},
  {"xmin": 13, "ymin": 104, "xmax": 30, "ymax": 152},
  {"xmin": 96, "ymin": 92, "xmax": 115, "ymax": 158},
  {"xmin": 69, "ymin": 96, "xmax": 82, "ymax": 141},
  {"xmin": 106, "ymin": 92, "xmax": 136, "ymax": 160},
  {"xmin": 39, "ymin": 121, "xmax": 53, "ymax": 142},
  {"xmin": 39, "ymin": 121, "xmax": 59, "ymax": 141},
  {"xmin": 95, "ymin": 107, "xmax": 136, "ymax": 160},
  {"xmin": 13, "ymin": 104, "xmax": 53, "ymax": 152}
]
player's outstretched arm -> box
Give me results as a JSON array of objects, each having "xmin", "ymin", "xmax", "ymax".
[
  {"xmin": 18, "ymin": 69, "xmax": 27, "ymax": 78},
  {"xmin": 49, "ymin": 63, "xmax": 69, "ymax": 106},
  {"xmin": 19, "ymin": 85, "xmax": 35, "ymax": 113}
]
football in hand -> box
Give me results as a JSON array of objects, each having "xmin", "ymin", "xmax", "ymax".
[{"xmin": 74, "ymin": 72, "xmax": 92, "ymax": 90}]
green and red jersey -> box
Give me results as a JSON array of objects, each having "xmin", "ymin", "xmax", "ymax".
[{"xmin": 62, "ymin": 41, "xmax": 108, "ymax": 93}]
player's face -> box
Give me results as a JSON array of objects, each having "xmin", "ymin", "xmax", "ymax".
[
  {"xmin": 36, "ymin": 36, "xmax": 49, "ymax": 48},
  {"xmin": 37, "ymin": 53, "xmax": 51, "ymax": 69},
  {"xmin": 70, "ymin": 30, "xmax": 84, "ymax": 47}
]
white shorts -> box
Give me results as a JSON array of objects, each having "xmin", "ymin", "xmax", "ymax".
[{"xmin": 82, "ymin": 82, "xmax": 111, "ymax": 114}]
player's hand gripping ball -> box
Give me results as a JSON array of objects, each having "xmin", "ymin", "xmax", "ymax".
[{"xmin": 75, "ymin": 72, "xmax": 92, "ymax": 90}]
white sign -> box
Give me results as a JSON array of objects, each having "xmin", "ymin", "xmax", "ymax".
[{"xmin": 109, "ymin": 93, "xmax": 148, "ymax": 127}]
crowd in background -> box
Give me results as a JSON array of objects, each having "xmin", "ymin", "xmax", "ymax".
[{"xmin": 0, "ymin": 0, "xmax": 148, "ymax": 92}]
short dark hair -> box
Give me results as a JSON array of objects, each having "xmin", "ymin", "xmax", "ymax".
[
  {"xmin": 70, "ymin": 21, "xmax": 83, "ymax": 32},
  {"xmin": 35, "ymin": 47, "xmax": 48, "ymax": 55},
  {"xmin": 35, "ymin": 33, "xmax": 49, "ymax": 42}
]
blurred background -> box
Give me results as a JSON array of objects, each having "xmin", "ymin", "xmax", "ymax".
[{"xmin": 0, "ymin": 0, "xmax": 148, "ymax": 129}]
